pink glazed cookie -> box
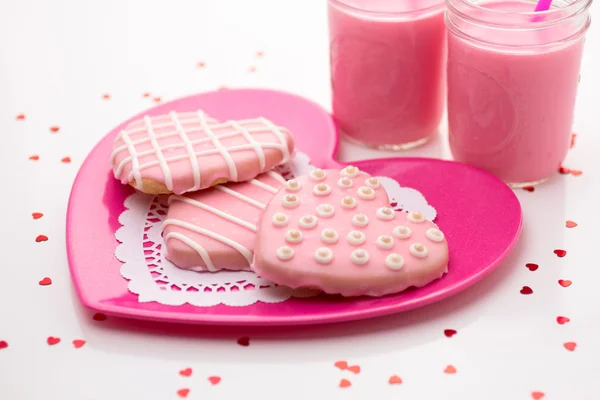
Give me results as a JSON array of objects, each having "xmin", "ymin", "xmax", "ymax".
[
  {"xmin": 253, "ymin": 167, "xmax": 449, "ymax": 297},
  {"xmin": 163, "ymin": 171, "xmax": 286, "ymax": 272},
  {"xmin": 110, "ymin": 110, "xmax": 295, "ymax": 195}
]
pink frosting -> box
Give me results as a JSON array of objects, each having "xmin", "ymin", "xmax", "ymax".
[
  {"xmin": 163, "ymin": 171, "xmax": 286, "ymax": 272},
  {"xmin": 253, "ymin": 167, "xmax": 449, "ymax": 297},
  {"xmin": 110, "ymin": 111, "xmax": 295, "ymax": 194}
]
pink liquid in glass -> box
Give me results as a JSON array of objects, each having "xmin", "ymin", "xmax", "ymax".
[
  {"xmin": 328, "ymin": 0, "xmax": 446, "ymax": 149},
  {"xmin": 447, "ymin": 1, "xmax": 588, "ymax": 185}
]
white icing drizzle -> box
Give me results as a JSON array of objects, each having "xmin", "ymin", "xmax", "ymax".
[
  {"xmin": 352, "ymin": 214, "xmax": 369, "ymax": 227},
  {"xmin": 309, "ymin": 168, "xmax": 327, "ymax": 181},
  {"xmin": 313, "ymin": 183, "xmax": 332, "ymax": 196},
  {"xmin": 214, "ymin": 185, "xmax": 266, "ymax": 209},
  {"xmin": 285, "ymin": 179, "xmax": 302, "ymax": 192},
  {"xmin": 340, "ymin": 165, "xmax": 360, "ymax": 178},
  {"xmin": 316, "ymin": 204, "xmax": 335, "ymax": 218},
  {"xmin": 272, "ymin": 212, "xmax": 289, "ymax": 227},
  {"xmin": 164, "ymin": 232, "xmax": 217, "ymax": 272},
  {"xmin": 393, "ymin": 225, "xmax": 412, "ymax": 239},
  {"xmin": 285, "ymin": 229, "xmax": 303, "ymax": 244},
  {"xmin": 385, "ymin": 253, "xmax": 405, "ymax": 270},
  {"xmin": 376, "ymin": 235, "xmax": 394, "ymax": 250},
  {"xmin": 298, "ymin": 215, "xmax": 318, "ymax": 229},
  {"xmin": 426, "ymin": 228, "xmax": 445, "ymax": 242},
  {"xmin": 230, "ymin": 119, "xmax": 266, "ymax": 170},
  {"xmin": 162, "ymin": 218, "xmax": 253, "ymax": 269},
  {"xmin": 198, "ymin": 111, "xmax": 238, "ymax": 181},
  {"xmin": 365, "ymin": 177, "xmax": 381, "ymax": 189},
  {"xmin": 144, "ymin": 116, "xmax": 173, "ymax": 191},
  {"xmin": 249, "ymin": 178, "xmax": 278, "ymax": 194},
  {"xmin": 407, "ymin": 211, "xmax": 425, "ymax": 223},
  {"xmin": 341, "ymin": 196, "xmax": 357, "ymax": 209},
  {"xmin": 376, "ymin": 207, "xmax": 396, "ymax": 221},
  {"xmin": 170, "ymin": 111, "xmax": 200, "ymax": 191},
  {"xmin": 409, "ymin": 243, "xmax": 429, "ymax": 258},
  {"xmin": 314, "ymin": 247, "xmax": 333, "ymax": 264},
  {"xmin": 169, "ymin": 195, "xmax": 256, "ymax": 232},
  {"xmin": 276, "ymin": 246, "xmax": 294, "ymax": 261},
  {"xmin": 357, "ymin": 186, "xmax": 376, "ymax": 200},
  {"xmin": 350, "ymin": 249, "xmax": 369, "ymax": 265},
  {"xmin": 337, "ymin": 177, "xmax": 353, "ymax": 188},
  {"xmin": 259, "ymin": 116, "xmax": 291, "ymax": 162},
  {"xmin": 347, "ymin": 230, "xmax": 366, "ymax": 245},
  {"xmin": 320, "ymin": 229, "xmax": 339, "ymax": 244},
  {"xmin": 282, "ymin": 194, "xmax": 300, "ymax": 209},
  {"xmin": 266, "ymin": 170, "xmax": 287, "ymax": 184}
]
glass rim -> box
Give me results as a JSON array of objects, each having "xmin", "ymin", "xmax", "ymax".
[
  {"xmin": 328, "ymin": 0, "xmax": 445, "ymax": 17},
  {"xmin": 447, "ymin": 0, "xmax": 591, "ymax": 17}
]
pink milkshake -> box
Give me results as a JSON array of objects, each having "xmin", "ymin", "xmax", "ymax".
[
  {"xmin": 328, "ymin": 0, "xmax": 446, "ymax": 150},
  {"xmin": 446, "ymin": 0, "xmax": 591, "ymax": 186}
]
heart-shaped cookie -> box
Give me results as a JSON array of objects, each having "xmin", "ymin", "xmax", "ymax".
[
  {"xmin": 253, "ymin": 167, "xmax": 449, "ymax": 297},
  {"xmin": 163, "ymin": 170, "xmax": 286, "ymax": 272},
  {"xmin": 111, "ymin": 110, "xmax": 294, "ymax": 194}
]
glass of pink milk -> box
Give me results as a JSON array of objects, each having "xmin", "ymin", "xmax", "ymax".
[
  {"xmin": 446, "ymin": 0, "xmax": 592, "ymax": 187},
  {"xmin": 328, "ymin": 0, "xmax": 447, "ymax": 150}
]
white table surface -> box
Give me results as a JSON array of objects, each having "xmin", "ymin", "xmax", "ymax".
[{"xmin": 1, "ymin": 0, "xmax": 600, "ymax": 399}]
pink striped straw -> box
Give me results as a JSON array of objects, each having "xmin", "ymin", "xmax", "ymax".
[{"xmin": 535, "ymin": 0, "xmax": 553, "ymax": 11}]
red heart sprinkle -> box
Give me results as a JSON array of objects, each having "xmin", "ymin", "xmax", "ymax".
[
  {"xmin": 339, "ymin": 379, "xmax": 352, "ymax": 388},
  {"xmin": 197, "ymin": 62, "xmax": 206, "ymax": 68},
  {"xmin": 16, "ymin": 114, "xmax": 25, "ymax": 120},
  {"xmin": 570, "ymin": 133, "xmax": 577, "ymax": 149},
  {"xmin": 554, "ymin": 249, "xmax": 567, "ymax": 257},
  {"xmin": 531, "ymin": 391, "xmax": 545, "ymax": 399},
  {"xmin": 29, "ymin": 155, "xmax": 39, "ymax": 161},
  {"xmin": 249, "ymin": 66, "xmax": 257, "ymax": 73},
  {"xmin": 237, "ymin": 337, "xmax": 250, "ymax": 346},
  {"xmin": 444, "ymin": 329, "xmax": 457, "ymax": 338},
  {"xmin": 143, "ymin": 92, "xmax": 151, "ymax": 97},
  {"xmin": 179, "ymin": 368, "xmax": 192, "ymax": 377},
  {"xmin": 526, "ymin": 263, "xmax": 539, "ymax": 271},
  {"xmin": 564, "ymin": 342, "xmax": 577, "ymax": 351},
  {"xmin": 102, "ymin": 93, "xmax": 111, "ymax": 100},
  {"xmin": 72, "ymin": 339, "xmax": 86, "ymax": 349},
  {"xmin": 50, "ymin": 126, "xmax": 59, "ymax": 133},
  {"xmin": 557, "ymin": 316, "xmax": 570, "ymax": 325},
  {"xmin": 570, "ymin": 169, "xmax": 583, "ymax": 176},
  {"xmin": 565, "ymin": 220, "xmax": 578, "ymax": 228},
  {"xmin": 61, "ymin": 157, "xmax": 71, "ymax": 163},
  {"xmin": 388, "ymin": 375, "xmax": 402, "ymax": 385},
  {"xmin": 153, "ymin": 97, "xmax": 162, "ymax": 103},
  {"xmin": 47, "ymin": 336, "xmax": 61, "ymax": 345},
  {"xmin": 347, "ymin": 365, "xmax": 360, "ymax": 374},
  {"xmin": 208, "ymin": 376, "xmax": 221, "ymax": 385},
  {"xmin": 32, "ymin": 212, "xmax": 43, "ymax": 219},
  {"xmin": 177, "ymin": 388, "xmax": 190, "ymax": 398},
  {"xmin": 35, "ymin": 235, "xmax": 48, "ymax": 243},
  {"xmin": 0, "ymin": 340, "xmax": 8, "ymax": 349},
  {"xmin": 334, "ymin": 361, "xmax": 348, "ymax": 370},
  {"xmin": 558, "ymin": 279, "xmax": 572, "ymax": 288},
  {"xmin": 257, "ymin": 51, "xmax": 264, "ymax": 57},
  {"xmin": 92, "ymin": 313, "xmax": 107, "ymax": 321},
  {"xmin": 520, "ymin": 286, "xmax": 533, "ymax": 295},
  {"xmin": 558, "ymin": 165, "xmax": 571, "ymax": 174},
  {"xmin": 444, "ymin": 365, "xmax": 457, "ymax": 374},
  {"xmin": 39, "ymin": 277, "xmax": 52, "ymax": 286},
  {"xmin": 523, "ymin": 186, "xmax": 535, "ymax": 192}
]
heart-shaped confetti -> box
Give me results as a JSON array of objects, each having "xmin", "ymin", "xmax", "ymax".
[
  {"xmin": 92, "ymin": 313, "xmax": 107, "ymax": 321},
  {"xmin": 208, "ymin": 376, "xmax": 221, "ymax": 385},
  {"xmin": 564, "ymin": 342, "xmax": 577, "ymax": 351},
  {"xmin": 179, "ymin": 368, "xmax": 192, "ymax": 377},
  {"xmin": 143, "ymin": 92, "xmax": 151, "ymax": 98},
  {"xmin": 47, "ymin": 336, "xmax": 61, "ymax": 346},
  {"xmin": 253, "ymin": 167, "xmax": 449, "ymax": 297},
  {"xmin": 102, "ymin": 93, "xmax": 111, "ymax": 100},
  {"xmin": 16, "ymin": 114, "xmax": 25, "ymax": 120},
  {"xmin": 444, "ymin": 329, "xmax": 457, "ymax": 338},
  {"xmin": 177, "ymin": 388, "xmax": 190, "ymax": 398},
  {"xmin": 570, "ymin": 133, "xmax": 577, "ymax": 148},
  {"xmin": 334, "ymin": 361, "xmax": 348, "ymax": 370},
  {"xmin": 565, "ymin": 220, "xmax": 578, "ymax": 228},
  {"xmin": 444, "ymin": 365, "xmax": 457, "ymax": 374},
  {"xmin": 531, "ymin": 391, "xmax": 545, "ymax": 399},
  {"xmin": 197, "ymin": 62, "xmax": 206, "ymax": 68},
  {"xmin": 557, "ymin": 316, "xmax": 570, "ymax": 325},
  {"xmin": 50, "ymin": 126, "xmax": 60, "ymax": 133},
  {"xmin": 388, "ymin": 375, "xmax": 402, "ymax": 385},
  {"xmin": 339, "ymin": 379, "xmax": 352, "ymax": 388},
  {"xmin": 257, "ymin": 51, "xmax": 264, "ymax": 57},
  {"xmin": 347, "ymin": 365, "xmax": 360, "ymax": 374},
  {"xmin": 0, "ymin": 340, "xmax": 8, "ymax": 349},
  {"xmin": 29, "ymin": 155, "xmax": 39, "ymax": 161},
  {"xmin": 32, "ymin": 212, "xmax": 43, "ymax": 220},
  {"xmin": 35, "ymin": 234, "xmax": 48, "ymax": 242},
  {"xmin": 571, "ymin": 170, "xmax": 583, "ymax": 176},
  {"xmin": 520, "ymin": 286, "xmax": 533, "ymax": 295},
  {"xmin": 523, "ymin": 186, "xmax": 535, "ymax": 192},
  {"xmin": 61, "ymin": 157, "xmax": 71, "ymax": 163},
  {"xmin": 558, "ymin": 279, "xmax": 572, "ymax": 288},
  {"xmin": 554, "ymin": 249, "xmax": 567, "ymax": 258},
  {"xmin": 525, "ymin": 263, "xmax": 539, "ymax": 271},
  {"xmin": 153, "ymin": 97, "xmax": 162, "ymax": 103},
  {"xmin": 237, "ymin": 337, "xmax": 250, "ymax": 346},
  {"xmin": 72, "ymin": 339, "xmax": 86, "ymax": 349},
  {"xmin": 559, "ymin": 165, "xmax": 571, "ymax": 174},
  {"xmin": 38, "ymin": 277, "xmax": 52, "ymax": 286}
]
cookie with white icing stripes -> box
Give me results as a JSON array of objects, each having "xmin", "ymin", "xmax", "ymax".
[
  {"xmin": 111, "ymin": 110, "xmax": 295, "ymax": 195},
  {"xmin": 252, "ymin": 167, "xmax": 449, "ymax": 297},
  {"xmin": 163, "ymin": 171, "xmax": 286, "ymax": 272}
]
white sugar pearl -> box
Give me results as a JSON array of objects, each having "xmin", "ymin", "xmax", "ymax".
[
  {"xmin": 315, "ymin": 247, "xmax": 333, "ymax": 264},
  {"xmin": 365, "ymin": 177, "xmax": 381, "ymax": 189},
  {"xmin": 337, "ymin": 177, "xmax": 353, "ymax": 188},
  {"xmin": 272, "ymin": 212, "xmax": 289, "ymax": 227},
  {"xmin": 409, "ymin": 243, "xmax": 428, "ymax": 258},
  {"xmin": 340, "ymin": 165, "xmax": 360, "ymax": 178},
  {"xmin": 313, "ymin": 183, "xmax": 332, "ymax": 196},
  {"xmin": 376, "ymin": 207, "xmax": 395, "ymax": 221},
  {"xmin": 426, "ymin": 228, "xmax": 445, "ymax": 243},
  {"xmin": 316, "ymin": 204, "xmax": 335, "ymax": 218},
  {"xmin": 376, "ymin": 235, "xmax": 394, "ymax": 250},
  {"xmin": 351, "ymin": 249, "xmax": 369, "ymax": 265},
  {"xmin": 309, "ymin": 168, "xmax": 327, "ymax": 181},
  {"xmin": 276, "ymin": 246, "xmax": 294, "ymax": 261},
  {"xmin": 285, "ymin": 229, "xmax": 303, "ymax": 244},
  {"xmin": 352, "ymin": 214, "xmax": 369, "ymax": 227},
  {"xmin": 320, "ymin": 228, "xmax": 339, "ymax": 244},
  {"xmin": 282, "ymin": 194, "xmax": 299, "ymax": 209},
  {"xmin": 385, "ymin": 253, "xmax": 405, "ymax": 270},
  {"xmin": 285, "ymin": 179, "xmax": 302, "ymax": 192},
  {"xmin": 347, "ymin": 230, "xmax": 366, "ymax": 246},
  {"xmin": 393, "ymin": 225, "xmax": 412, "ymax": 239},
  {"xmin": 341, "ymin": 196, "xmax": 357, "ymax": 209},
  {"xmin": 357, "ymin": 186, "xmax": 375, "ymax": 200},
  {"xmin": 407, "ymin": 211, "xmax": 425, "ymax": 223},
  {"xmin": 298, "ymin": 214, "xmax": 318, "ymax": 229}
]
